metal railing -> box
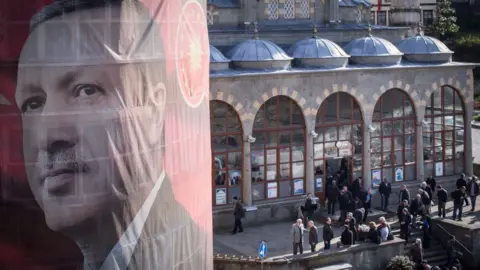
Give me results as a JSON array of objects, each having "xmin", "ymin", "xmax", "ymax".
[{"xmin": 435, "ymin": 223, "xmax": 473, "ymax": 256}]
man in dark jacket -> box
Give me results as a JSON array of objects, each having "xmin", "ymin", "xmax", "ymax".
[
  {"xmin": 339, "ymin": 187, "xmax": 353, "ymax": 222},
  {"xmin": 379, "ymin": 178, "xmax": 392, "ymax": 211},
  {"xmin": 399, "ymin": 184, "xmax": 410, "ymax": 204},
  {"xmin": 452, "ymin": 187, "xmax": 466, "ymax": 221},
  {"xmin": 303, "ymin": 193, "xmax": 317, "ymax": 222},
  {"xmin": 327, "ymin": 181, "xmax": 340, "ymax": 215},
  {"xmin": 436, "ymin": 185, "xmax": 448, "ymax": 218},
  {"xmin": 397, "ymin": 200, "xmax": 409, "ymax": 221},
  {"xmin": 350, "ymin": 177, "xmax": 361, "ymax": 200},
  {"xmin": 421, "ymin": 182, "xmax": 433, "ymax": 204},
  {"xmin": 346, "ymin": 212, "xmax": 357, "ymax": 243},
  {"xmin": 456, "ymin": 173, "xmax": 469, "ymax": 207},
  {"xmin": 410, "ymin": 194, "xmax": 423, "ymax": 224},
  {"xmin": 399, "ymin": 208, "xmax": 412, "ymax": 245},
  {"xmin": 232, "ymin": 196, "xmax": 245, "ymax": 234},
  {"xmin": 353, "ymin": 207, "xmax": 365, "ymax": 226},
  {"xmin": 426, "ymin": 176, "xmax": 436, "ymax": 194},
  {"xmin": 418, "ymin": 189, "xmax": 432, "ymax": 215},
  {"xmin": 466, "ymin": 176, "xmax": 479, "ymax": 211},
  {"xmin": 362, "ymin": 188, "xmax": 373, "ymax": 223},
  {"xmin": 322, "ymin": 218, "xmax": 334, "ymax": 250},
  {"xmin": 341, "ymin": 225, "xmax": 354, "ymax": 246},
  {"xmin": 307, "ymin": 220, "xmax": 318, "ymax": 252}
]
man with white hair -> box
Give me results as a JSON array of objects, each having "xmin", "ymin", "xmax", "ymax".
[
  {"xmin": 14, "ymin": 0, "xmax": 209, "ymax": 269},
  {"xmin": 291, "ymin": 218, "xmax": 305, "ymax": 255}
]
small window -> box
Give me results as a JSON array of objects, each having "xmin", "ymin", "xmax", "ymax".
[
  {"xmin": 370, "ymin": 11, "xmax": 376, "ymax": 24},
  {"xmin": 423, "ymin": 10, "xmax": 434, "ymax": 26},
  {"xmin": 377, "ymin": 11, "xmax": 387, "ymax": 26},
  {"xmin": 268, "ymin": 0, "xmax": 279, "ymax": 20},
  {"xmin": 284, "ymin": 0, "xmax": 295, "ymax": 20}
]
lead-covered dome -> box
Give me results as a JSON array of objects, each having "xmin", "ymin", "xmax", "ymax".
[
  {"xmin": 226, "ymin": 24, "xmax": 292, "ymax": 70},
  {"xmin": 396, "ymin": 27, "xmax": 453, "ymax": 63},
  {"xmin": 288, "ymin": 27, "xmax": 350, "ymax": 68},
  {"xmin": 344, "ymin": 27, "xmax": 403, "ymax": 66},
  {"xmin": 210, "ymin": 45, "xmax": 230, "ymax": 71}
]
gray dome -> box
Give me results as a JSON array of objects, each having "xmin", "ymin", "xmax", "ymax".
[
  {"xmin": 226, "ymin": 39, "xmax": 292, "ymax": 70},
  {"xmin": 288, "ymin": 37, "xmax": 350, "ymax": 68},
  {"xmin": 210, "ymin": 45, "xmax": 230, "ymax": 71},
  {"xmin": 344, "ymin": 35, "xmax": 403, "ymax": 66},
  {"xmin": 396, "ymin": 35, "xmax": 453, "ymax": 63}
]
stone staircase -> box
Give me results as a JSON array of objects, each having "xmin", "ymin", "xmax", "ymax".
[{"xmin": 390, "ymin": 218, "xmax": 448, "ymax": 268}]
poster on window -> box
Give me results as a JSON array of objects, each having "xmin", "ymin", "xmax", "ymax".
[
  {"xmin": 316, "ymin": 177, "xmax": 323, "ymax": 189},
  {"xmin": 395, "ymin": 167, "xmax": 404, "ymax": 182},
  {"xmin": 267, "ymin": 182, "xmax": 278, "ymax": 198},
  {"xmin": 216, "ymin": 188, "xmax": 227, "ymax": 205},
  {"xmin": 372, "ymin": 169, "xmax": 382, "ymax": 187},
  {"xmin": 435, "ymin": 162, "xmax": 444, "ymax": 176},
  {"xmin": 294, "ymin": 179, "xmax": 304, "ymax": 195}
]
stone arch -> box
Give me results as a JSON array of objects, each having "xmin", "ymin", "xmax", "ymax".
[
  {"xmin": 312, "ymin": 84, "xmax": 367, "ymax": 125},
  {"xmin": 371, "ymin": 87, "xmax": 420, "ymax": 123},
  {"xmin": 423, "ymin": 84, "xmax": 468, "ymax": 116},
  {"xmin": 209, "ymin": 100, "xmax": 245, "ymax": 136},
  {"xmin": 210, "ymin": 91, "xmax": 247, "ymax": 121},
  {"xmin": 250, "ymin": 87, "xmax": 310, "ymax": 130}
]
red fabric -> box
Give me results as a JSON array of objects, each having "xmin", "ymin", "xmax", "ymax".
[{"xmin": 378, "ymin": 0, "xmax": 382, "ymax": 11}]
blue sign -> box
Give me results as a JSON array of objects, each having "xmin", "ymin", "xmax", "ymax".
[{"xmin": 259, "ymin": 241, "xmax": 267, "ymax": 259}]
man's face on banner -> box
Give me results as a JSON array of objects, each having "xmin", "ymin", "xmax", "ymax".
[{"xmin": 14, "ymin": 5, "xmax": 164, "ymax": 231}]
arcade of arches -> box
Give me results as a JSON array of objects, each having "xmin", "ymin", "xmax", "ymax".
[{"xmin": 210, "ymin": 87, "xmax": 467, "ymax": 206}]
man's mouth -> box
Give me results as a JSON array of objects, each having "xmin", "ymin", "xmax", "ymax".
[{"xmin": 40, "ymin": 164, "xmax": 88, "ymax": 196}]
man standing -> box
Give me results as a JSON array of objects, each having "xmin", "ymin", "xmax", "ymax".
[
  {"xmin": 327, "ymin": 181, "xmax": 340, "ymax": 216},
  {"xmin": 231, "ymin": 196, "xmax": 244, "ymax": 234},
  {"xmin": 339, "ymin": 186, "xmax": 353, "ymax": 222},
  {"xmin": 303, "ymin": 193, "xmax": 316, "ymax": 222},
  {"xmin": 410, "ymin": 194, "xmax": 424, "ymax": 224},
  {"xmin": 350, "ymin": 177, "xmax": 361, "ymax": 200},
  {"xmin": 418, "ymin": 189, "xmax": 432, "ymax": 215},
  {"xmin": 307, "ymin": 221, "xmax": 318, "ymax": 252},
  {"xmin": 399, "ymin": 208, "xmax": 412, "ymax": 245},
  {"xmin": 466, "ymin": 176, "xmax": 479, "ymax": 212},
  {"xmin": 362, "ymin": 188, "xmax": 373, "ymax": 223},
  {"xmin": 426, "ymin": 176, "xmax": 436, "ymax": 195},
  {"xmin": 322, "ymin": 218, "xmax": 334, "ymax": 250},
  {"xmin": 379, "ymin": 178, "xmax": 392, "ymax": 211},
  {"xmin": 456, "ymin": 173, "xmax": 469, "ymax": 207},
  {"xmin": 399, "ymin": 185, "xmax": 410, "ymax": 204},
  {"xmin": 397, "ymin": 200, "xmax": 409, "ymax": 221},
  {"xmin": 436, "ymin": 185, "xmax": 448, "ymax": 218},
  {"xmin": 345, "ymin": 212, "xmax": 357, "ymax": 244},
  {"xmin": 452, "ymin": 187, "xmax": 466, "ymax": 221},
  {"xmin": 421, "ymin": 182, "xmax": 433, "ymax": 205},
  {"xmin": 291, "ymin": 219, "xmax": 305, "ymax": 255}
]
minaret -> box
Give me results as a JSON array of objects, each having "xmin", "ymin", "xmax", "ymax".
[{"xmin": 389, "ymin": 0, "xmax": 421, "ymax": 35}]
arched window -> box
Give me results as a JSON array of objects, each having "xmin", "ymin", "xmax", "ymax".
[
  {"xmin": 371, "ymin": 89, "xmax": 416, "ymax": 184},
  {"xmin": 251, "ymin": 96, "xmax": 306, "ymax": 200},
  {"xmin": 423, "ymin": 86, "xmax": 465, "ymax": 177},
  {"xmin": 314, "ymin": 93, "xmax": 363, "ymax": 195},
  {"xmin": 210, "ymin": 101, "xmax": 243, "ymax": 206}
]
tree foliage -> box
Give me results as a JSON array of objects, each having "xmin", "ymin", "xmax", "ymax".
[
  {"xmin": 432, "ymin": 0, "xmax": 460, "ymax": 40},
  {"xmin": 386, "ymin": 255, "xmax": 416, "ymax": 270}
]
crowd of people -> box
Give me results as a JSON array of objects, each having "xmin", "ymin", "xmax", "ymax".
[{"xmin": 289, "ymin": 172, "xmax": 480, "ymax": 270}]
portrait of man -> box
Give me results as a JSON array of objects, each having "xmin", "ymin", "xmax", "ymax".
[{"xmin": 13, "ymin": 0, "xmax": 210, "ymax": 269}]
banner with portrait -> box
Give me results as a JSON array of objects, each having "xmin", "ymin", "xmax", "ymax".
[{"xmin": 0, "ymin": 0, "xmax": 212, "ymax": 269}]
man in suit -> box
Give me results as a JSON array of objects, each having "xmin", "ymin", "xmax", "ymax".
[
  {"xmin": 436, "ymin": 185, "xmax": 448, "ymax": 218},
  {"xmin": 307, "ymin": 220, "xmax": 318, "ymax": 252},
  {"xmin": 291, "ymin": 219, "xmax": 305, "ymax": 255},
  {"xmin": 379, "ymin": 178, "xmax": 392, "ymax": 211},
  {"xmin": 327, "ymin": 181, "xmax": 340, "ymax": 215},
  {"xmin": 14, "ymin": 1, "xmax": 209, "ymax": 269},
  {"xmin": 466, "ymin": 176, "xmax": 479, "ymax": 212},
  {"xmin": 322, "ymin": 218, "xmax": 334, "ymax": 250}
]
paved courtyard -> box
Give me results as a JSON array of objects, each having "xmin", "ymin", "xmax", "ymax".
[{"xmin": 214, "ymin": 198, "xmax": 480, "ymax": 258}]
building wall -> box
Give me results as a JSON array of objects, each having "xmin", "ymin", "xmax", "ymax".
[
  {"xmin": 210, "ymin": 65, "xmax": 475, "ymax": 228},
  {"xmin": 368, "ymin": 0, "xmax": 437, "ymax": 26}
]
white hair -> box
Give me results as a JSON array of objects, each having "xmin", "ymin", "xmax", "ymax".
[
  {"xmin": 378, "ymin": 216, "xmax": 386, "ymax": 223},
  {"xmin": 415, "ymin": 238, "xmax": 422, "ymax": 245}
]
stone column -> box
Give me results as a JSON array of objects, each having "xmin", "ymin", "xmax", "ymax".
[
  {"xmin": 363, "ymin": 122, "xmax": 372, "ymax": 190},
  {"xmin": 242, "ymin": 140, "xmax": 253, "ymax": 206},
  {"xmin": 306, "ymin": 132, "xmax": 315, "ymax": 195},
  {"xmin": 314, "ymin": 0, "xmax": 325, "ymax": 24},
  {"xmin": 416, "ymin": 123, "xmax": 425, "ymax": 181},
  {"xmin": 465, "ymin": 104, "xmax": 474, "ymax": 176},
  {"xmin": 328, "ymin": 0, "xmax": 339, "ymax": 23}
]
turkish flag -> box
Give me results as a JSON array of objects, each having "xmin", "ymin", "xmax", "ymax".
[{"xmin": 378, "ymin": 0, "xmax": 382, "ymax": 11}]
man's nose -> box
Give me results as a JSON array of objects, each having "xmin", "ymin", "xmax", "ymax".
[{"xmin": 37, "ymin": 117, "xmax": 78, "ymax": 154}]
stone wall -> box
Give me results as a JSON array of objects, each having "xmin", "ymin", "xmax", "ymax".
[
  {"xmin": 430, "ymin": 219, "xmax": 480, "ymax": 269},
  {"xmin": 213, "ymin": 238, "xmax": 405, "ymax": 270}
]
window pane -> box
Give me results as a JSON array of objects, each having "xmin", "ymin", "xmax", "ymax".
[
  {"xmin": 227, "ymin": 116, "xmax": 241, "ymax": 132},
  {"xmin": 325, "ymin": 142, "xmax": 337, "ymax": 158},
  {"xmin": 383, "ymin": 121, "xmax": 393, "ymax": 136},
  {"xmin": 314, "ymin": 143, "xmax": 324, "ymax": 159},
  {"xmin": 373, "ymin": 103, "xmax": 381, "ymax": 120},
  {"xmin": 229, "ymin": 187, "xmax": 241, "ymax": 203},
  {"xmin": 445, "ymin": 161, "xmax": 454, "ymax": 176},
  {"xmin": 424, "ymin": 133, "xmax": 433, "ymax": 147},
  {"xmin": 424, "ymin": 148, "xmax": 433, "ymax": 162},
  {"xmin": 228, "ymin": 170, "xmax": 241, "ymax": 186},
  {"xmin": 253, "ymin": 132, "xmax": 265, "ymax": 148},
  {"xmin": 278, "ymin": 97, "xmax": 291, "ymax": 125},
  {"xmin": 279, "ymin": 163, "xmax": 290, "ymax": 179},
  {"xmin": 212, "ymin": 136, "xmax": 226, "ymax": 152},
  {"xmin": 405, "ymin": 120, "xmax": 416, "ymax": 134},
  {"xmin": 353, "ymin": 154, "xmax": 362, "ymax": 172},
  {"xmin": 383, "ymin": 137, "xmax": 392, "ymax": 152},
  {"xmin": 228, "ymin": 152, "xmax": 242, "ymax": 170},
  {"xmin": 292, "ymin": 162, "xmax": 305, "ymax": 178},
  {"xmin": 292, "ymin": 130, "xmax": 305, "ymax": 145},
  {"xmin": 339, "ymin": 125, "xmax": 352, "ymax": 140},
  {"xmin": 405, "ymin": 135, "xmax": 415, "ymax": 149},
  {"xmin": 383, "ymin": 152, "xmax": 392, "ymax": 166},
  {"xmin": 405, "ymin": 149, "xmax": 415, "ymax": 163},
  {"xmin": 445, "ymin": 131, "xmax": 454, "ymax": 145},
  {"xmin": 266, "ymin": 100, "xmax": 278, "ymax": 127},
  {"xmin": 394, "ymin": 136, "xmax": 403, "ymax": 150},
  {"xmin": 455, "ymin": 139, "xmax": 464, "ymax": 159},
  {"xmin": 434, "ymin": 117, "xmax": 443, "ymax": 131},
  {"xmin": 424, "ymin": 162, "xmax": 434, "ymax": 176},
  {"xmin": 314, "ymin": 160, "xmax": 324, "ymax": 176},
  {"xmin": 433, "ymin": 91, "xmax": 442, "ymax": 114},
  {"xmin": 324, "ymin": 97, "xmax": 337, "ymax": 123},
  {"xmin": 454, "ymin": 92, "xmax": 463, "ymax": 113},
  {"xmin": 339, "ymin": 93, "xmax": 353, "ymax": 122},
  {"xmin": 266, "ymin": 149, "xmax": 277, "ymax": 164},
  {"xmin": 434, "ymin": 133, "xmax": 443, "ymax": 147},
  {"xmin": 423, "ymin": 118, "xmax": 433, "ymax": 132},
  {"xmin": 404, "ymin": 100, "xmax": 414, "ymax": 117},
  {"xmin": 371, "ymin": 137, "xmax": 381, "ymax": 152},
  {"xmin": 279, "ymin": 148, "xmax": 290, "ymax": 163},
  {"xmin": 266, "ymin": 131, "xmax": 278, "ymax": 147},
  {"xmin": 405, "ymin": 165, "xmax": 415, "ymax": 181},
  {"xmin": 324, "ymin": 126, "xmax": 338, "ymax": 142},
  {"xmin": 227, "ymin": 135, "xmax": 242, "ymax": 150},
  {"xmin": 395, "ymin": 151, "xmax": 403, "ymax": 165},
  {"xmin": 279, "ymin": 131, "xmax": 291, "ymax": 146},
  {"xmin": 383, "ymin": 167, "xmax": 392, "ymax": 182},
  {"xmin": 354, "ymin": 103, "xmax": 362, "ymax": 121},
  {"xmin": 314, "ymin": 126, "xmax": 324, "ymax": 143},
  {"xmin": 292, "ymin": 146, "xmax": 305, "ymax": 162},
  {"xmin": 252, "ymin": 183, "xmax": 264, "ymax": 201},
  {"xmin": 434, "ymin": 147, "xmax": 443, "ymax": 161},
  {"xmin": 292, "ymin": 105, "xmax": 304, "ymax": 125},
  {"xmin": 394, "ymin": 120, "xmax": 403, "ymax": 135},
  {"xmin": 456, "ymin": 158, "xmax": 464, "ymax": 174},
  {"xmin": 253, "ymin": 164, "xmax": 264, "ymax": 182},
  {"xmin": 371, "ymin": 153, "xmax": 382, "ymax": 168},
  {"xmin": 214, "ymin": 170, "xmax": 226, "ymax": 186},
  {"xmin": 266, "ymin": 165, "xmax": 277, "ymax": 180},
  {"xmin": 445, "ymin": 145, "xmax": 453, "ymax": 160},
  {"xmin": 280, "ymin": 181, "xmax": 292, "ymax": 197}
]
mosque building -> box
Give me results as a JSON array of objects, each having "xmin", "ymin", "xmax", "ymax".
[{"xmin": 207, "ymin": 0, "xmax": 477, "ymax": 229}]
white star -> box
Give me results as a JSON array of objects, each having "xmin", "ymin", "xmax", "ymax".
[{"xmin": 188, "ymin": 35, "xmax": 203, "ymax": 72}]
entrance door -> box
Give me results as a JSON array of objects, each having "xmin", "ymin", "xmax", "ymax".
[{"xmin": 314, "ymin": 156, "xmax": 353, "ymax": 202}]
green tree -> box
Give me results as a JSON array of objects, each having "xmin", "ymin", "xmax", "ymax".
[
  {"xmin": 386, "ymin": 255, "xmax": 416, "ymax": 270},
  {"xmin": 432, "ymin": 0, "xmax": 460, "ymax": 40}
]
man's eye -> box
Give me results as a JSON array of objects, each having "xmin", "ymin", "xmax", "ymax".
[
  {"xmin": 73, "ymin": 84, "xmax": 104, "ymax": 97},
  {"xmin": 21, "ymin": 96, "xmax": 45, "ymax": 113}
]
